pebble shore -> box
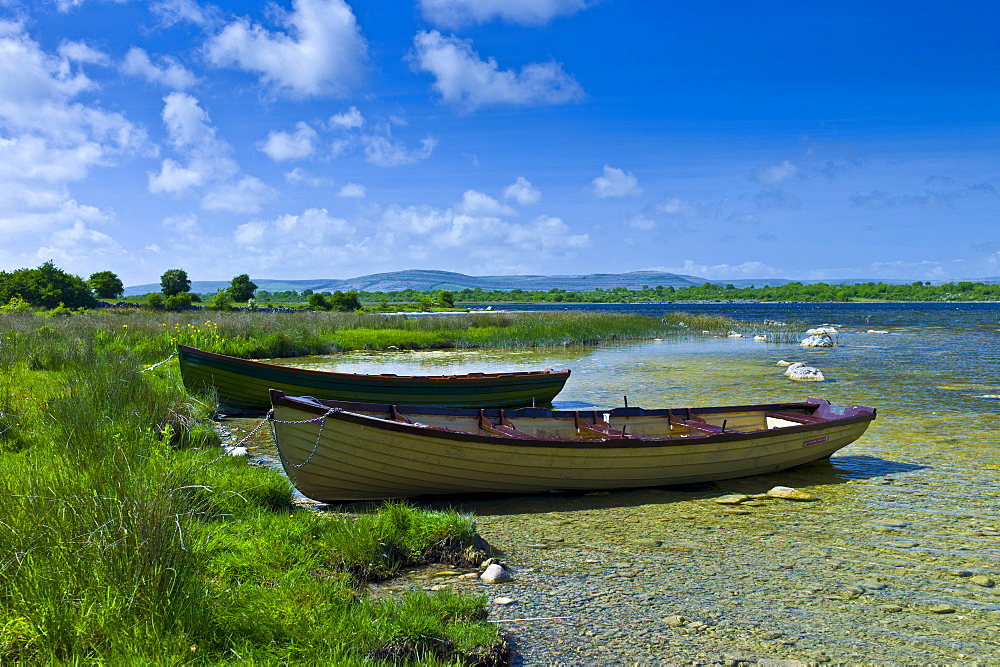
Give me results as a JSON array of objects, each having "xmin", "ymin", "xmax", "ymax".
[{"xmin": 386, "ymin": 479, "xmax": 1000, "ymax": 665}]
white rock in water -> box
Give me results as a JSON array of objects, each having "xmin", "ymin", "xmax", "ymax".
[
  {"xmin": 767, "ymin": 486, "xmax": 816, "ymax": 501},
  {"xmin": 715, "ymin": 493, "xmax": 751, "ymax": 505},
  {"xmin": 224, "ymin": 446, "xmax": 248, "ymax": 457},
  {"xmin": 806, "ymin": 326, "xmax": 838, "ymax": 335},
  {"xmin": 480, "ymin": 564, "xmax": 511, "ymax": 583},
  {"xmin": 787, "ymin": 364, "xmax": 825, "ymax": 381},
  {"xmin": 801, "ymin": 334, "xmax": 835, "ymax": 347},
  {"xmin": 754, "ymin": 335, "xmax": 768, "ymax": 342},
  {"xmin": 776, "ymin": 359, "xmax": 795, "ymax": 366}
]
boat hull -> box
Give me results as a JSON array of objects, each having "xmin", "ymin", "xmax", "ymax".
[
  {"xmin": 269, "ymin": 394, "xmax": 876, "ymax": 501},
  {"xmin": 178, "ymin": 345, "xmax": 570, "ymax": 412}
]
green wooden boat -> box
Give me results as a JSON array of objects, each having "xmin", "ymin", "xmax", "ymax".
[{"xmin": 177, "ymin": 345, "xmax": 571, "ymax": 412}]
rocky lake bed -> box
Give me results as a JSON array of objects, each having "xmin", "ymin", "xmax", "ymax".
[{"xmin": 228, "ymin": 302, "xmax": 1000, "ymax": 664}]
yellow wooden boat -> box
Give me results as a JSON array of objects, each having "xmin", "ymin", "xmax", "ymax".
[{"xmin": 268, "ymin": 390, "xmax": 876, "ymax": 501}]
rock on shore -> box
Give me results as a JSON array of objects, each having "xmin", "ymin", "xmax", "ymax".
[
  {"xmin": 801, "ymin": 334, "xmax": 835, "ymax": 347},
  {"xmin": 784, "ymin": 362, "xmax": 825, "ymax": 381}
]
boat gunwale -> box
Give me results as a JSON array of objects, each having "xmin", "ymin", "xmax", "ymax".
[
  {"xmin": 270, "ymin": 391, "xmax": 877, "ymax": 451},
  {"xmin": 178, "ymin": 344, "xmax": 571, "ymax": 384}
]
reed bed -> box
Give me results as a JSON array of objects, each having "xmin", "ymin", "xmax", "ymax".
[
  {"xmin": 0, "ymin": 318, "xmax": 503, "ymax": 664},
  {"xmin": 3, "ymin": 309, "xmax": 720, "ymax": 362}
]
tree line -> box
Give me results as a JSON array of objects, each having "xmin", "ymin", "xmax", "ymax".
[{"xmin": 2, "ymin": 263, "xmax": 999, "ymax": 314}]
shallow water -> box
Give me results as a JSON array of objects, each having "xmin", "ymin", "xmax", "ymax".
[{"xmin": 226, "ymin": 303, "xmax": 1000, "ymax": 664}]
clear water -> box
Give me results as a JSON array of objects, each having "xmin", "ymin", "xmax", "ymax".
[{"xmin": 231, "ymin": 303, "xmax": 1000, "ymax": 662}]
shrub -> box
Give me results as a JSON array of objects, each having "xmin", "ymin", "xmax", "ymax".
[
  {"xmin": 0, "ymin": 296, "xmax": 34, "ymax": 315},
  {"xmin": 211, "ymin": 289, "xmax": 234, "ymax": 311},
  {"xmin": 145, "ymin": 293, "xmax": 165, "ymax": 310},
  {"xmin": 46, "ymin": 302, "xmax": 73, "ymax": 318},
  {"xmin": 164, "ymin": 293, "xmax": 194, "ymax": 311}
]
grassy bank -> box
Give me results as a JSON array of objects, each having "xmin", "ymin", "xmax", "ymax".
[
  {"xmin": 0, "ymin": 308, "xmax": 773, "ymax": 363},
  {"xmin": 0, "ymin": 318, "xmax": 503, "ymax": 664}
]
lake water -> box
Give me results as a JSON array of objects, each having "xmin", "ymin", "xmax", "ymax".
[{"xmin": 231, "ymin": 302, "xmax": 1000, "ymax": 663}]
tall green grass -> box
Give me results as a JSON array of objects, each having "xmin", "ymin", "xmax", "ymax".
[
  {"xmin": 0, "ymin": 320, "xmax": 503, "ymax": 664},
  {"xmin": 3, "ymin": 309, "xmax": 717, "ymax": 362}
]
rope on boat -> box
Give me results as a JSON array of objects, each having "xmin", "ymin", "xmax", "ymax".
[{"xmin": 140, "ymin": 352, "xmax": 177, "ymax": 373}]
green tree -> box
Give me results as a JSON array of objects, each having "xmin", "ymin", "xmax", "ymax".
[
  {"xmin": 307, "ymin": 293, "xmax": 330, "ymax": 311},
  {"xmin": 160, "ymin": 269, "xmax": 190, "ymax": 297},
  {"xmin": 437, "ymin": 290, "xmax": 455, "ymax": 308},
  {"xmin": 229, "ymin": 274, "xmax": 258, "ymax": 302},
  {"xmin": 328, "ymin": 290, "xmax": 362, "ymax": 312},
  {"xmin": 88, "ymin": 271, "xmax": 124, "ymax": 299},
  {"xmin": 0, "ymin": 261, "xmax": 97, "ymax": 310}
]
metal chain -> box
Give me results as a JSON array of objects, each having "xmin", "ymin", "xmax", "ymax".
[
  {"xmin": 264, "ymin": 406, "xmax": 342, "ymax": 469},
  {"xmin": 193, "ymin": 404, "xmax": 341, "ymax": 471},
  {"xmin": 140, "ymin": 352, "xmax": 178, "ymax": 373}
]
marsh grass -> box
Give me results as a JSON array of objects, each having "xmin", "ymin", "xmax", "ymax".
[
  {"xmin": 662, "ymin": 312, "xmax": 804, "ymax": 343},
  {"xmin": 0, "ymin": 318, "xmax": 503, "ymax": 664},
  {"xmin": 6, "ymin": 308, "xmax": 711, "ymax": 362}
]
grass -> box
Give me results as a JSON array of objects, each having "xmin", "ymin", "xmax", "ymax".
[
  {"xmin": 0, "ymin": 318, "xmax": 504, "ymax": 664},
  {"xmin": 0, "ymin": 306, "xmax": 800, "ymax": 662},
  {"xmin": 0, "ymin": 308, "xmax": 731, "ymax": 362}
]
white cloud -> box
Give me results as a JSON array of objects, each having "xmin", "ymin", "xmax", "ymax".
[
  {"xmin": 206, "ymin": 0, "xmax": 367, "ymax": 98},
  {"xmin": 148, "ymin": 92, "xmax": 274, "ymax": 211},
  {"xmin": 362, "ymin": 134, "xmax": 438, "ymax": 167},
  {"xmin": 752, "ymin": 159, "xmax": 799, "ymax": 185},
  {"xmin": 162, "ymin": 213, "xmax": 199, "ymax": 233},
  {"xmin": 260, "ymin": 121, "xmax": 318, "ymax": 160},
  {"xmin": 592, "ymin": 165, "xmax": 642, "ymax": 198},
  {"xmin": 122, "ymin": 47, "xmax": 198, "ymax": 90},
  {"xmin": 225, "ymin": 197, "xmax": 588, "ymax": 277},
  {"xmin": 338, "ymin": 182, "xmax": 365, "ymax": 198},
  {"xmin": 411, "ymin": 30, "xmax": 583, "ymax": 111},
  {"xmin": 457, "ymin": 190, "xmax": 515, "ymax": 216},
  {"xmin": 58, "ymin": 40, "xmax": 109, "ymax": 65},
  {"xmin": 234, "ymin": 207, "xmax": 354, "ymax": 248},
  {"xmin": 148, "ymin": 158, "xmax": 203, "ymax": 194},
  {"xmin": 728, "ymin": 212, "xmax": 762, "ymax": 225},
  {"xmin": 152, "ymin": 0, "xmax": 210, "ymax": 27},
  {"xmin": 655, "ymin": 197, "xmax": 700, "ymax": 217},
  {"xmin": 0, "ymin": 23, "xmax": 147, "ymax": 268},
  {"xmin": 330, "ymin": 105, "xmax": 363, "ymax": 129},
  {"xmin": 504, "ymin": 176, "xmax": 541, "ymax": 205},
  {"xmin": 625, "ymin": 214, "xmax": 655, "ymax": 230},
  {"xmin": 202, "ymin": 176, "xmax": 274, "ymax": 213},
  {"xmin": 285, "ymin": 167, "xmax": 334, "ymax": 187},
  {"xmin": 649, "ymin": 260, "xmax": 782, "ymax": 280},
  {"xmin": 35, "ymin": 220, "xmax": 124, "ymax": 266},
  {"xmin": 419, "ymin": 0, "xmax": 593, "ymax": 28},
  {"xmin": 55, "ymin": 0, "xmax": 129, "ymax": 12}
]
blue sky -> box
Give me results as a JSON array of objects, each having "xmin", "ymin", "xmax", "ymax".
[{"xmin": 1, "ymin": 0, "xmax": 997, "ymax": 286}]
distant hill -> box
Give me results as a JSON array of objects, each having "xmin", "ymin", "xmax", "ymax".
[
  {"xmin": 124, "ymin": 269, "xmax": 705, "ymax": 296},
  {"xmin": 122, "ymin": 269, "xmax": 1000, "ymax": 296}
]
